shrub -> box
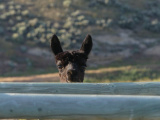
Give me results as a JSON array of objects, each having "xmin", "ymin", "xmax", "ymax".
[
  {"xmin": 0, "ymin": 4, "xmax": 5, "ymax": 10},
  {"xmin": 63, "ymin": 21, "xmax": 72, "ymax": 28},
  {"xmin": 28, "ymin": 18, "xmax": 38, "ymax": 27},
  {"xmin": 77, "ymin": 15, "xmax": 85, "ymax": 21},
  {"xmin": 9, "ymin": 10, "xmax": 16, "ymax": 16},
  {"xmin": 12, "ymin": 33, "xmax": 19, "ymax": 39},
  {"xmin": 0, "ymin": 14, "xmax": 7, "ymax": 20},
  {"xmin": 21, "ymin": 10, "xmax": 29, "ymax": 16},
  {"xmin": 15, "ymin": 5, "xmax": 21, "ymax": 9},
  {"xmin": 71, "ymin": 10, "xmax": 81, "ymax": 16},
  {"xmin": 63, "ymin": 0, "xmax": 72, "ymax": 7}
]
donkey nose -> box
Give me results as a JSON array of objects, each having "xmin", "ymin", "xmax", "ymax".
[{"xmin": 67, "ymin": 69, "xmax": 77, "ymax": 76}]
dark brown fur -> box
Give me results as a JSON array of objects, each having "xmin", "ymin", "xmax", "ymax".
[
  {"xmin": 55, "ymin": 51, "xmax": 88, "ymax": 67},
  {"xmin": 51, "ymin": 34, "xmax": 92, "ymax": 83}
]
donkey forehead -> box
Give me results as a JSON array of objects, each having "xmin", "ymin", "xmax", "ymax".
[
  {"xmin": 55, "ymin": 51, "xmax": 87, "ymax": 65},
  {"xmin": 56, "ymin": 51, "xmax": 87, "ymax": 61},
  {"xmin": 57, "ymin": 60, "xmax": 77, "ymax": 68}
]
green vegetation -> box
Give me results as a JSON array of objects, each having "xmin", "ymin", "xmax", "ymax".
[
  {"xmin": 84, "ymin": 55, "xmax": 160, "ymax": 83},
  {"xmin": 2, "ymin": 55, "xmax": 160, "ymax": 83},
  {"xmin": 0, "ymin": 67, "xmax": 58, "ymax": 77},
  {"xmin": 84, "ymin": 66, "xmax": 160, "ymax": 83},
  {"xmin": 1, "ymin": 0, "xmax": 160, "ymax": 82},
  {"xmin": 1, "ymin": 0, "xmax": 160, "ymax": 47}
]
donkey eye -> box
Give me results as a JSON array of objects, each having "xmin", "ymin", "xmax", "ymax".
[
  {"xmin": 57, "ymin": 65, "xmax": 63, "ymax": 69},
  {"xmin": 81, "ymin": 65, "xmax": 86, "ymax": 70}
]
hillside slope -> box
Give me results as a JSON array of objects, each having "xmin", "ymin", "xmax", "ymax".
[{"xmin": 0, "ymin": 0, "xmax": 160, "ymax": 78}]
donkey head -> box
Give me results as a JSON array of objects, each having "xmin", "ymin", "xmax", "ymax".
[{"xmin": 51, "ymin": 34, "xmax": 92, "ymax": 83}]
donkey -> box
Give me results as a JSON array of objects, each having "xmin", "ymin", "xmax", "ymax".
[{"xmin": 50, "ymin": 34, "xmax": 92, "ymax": 83}]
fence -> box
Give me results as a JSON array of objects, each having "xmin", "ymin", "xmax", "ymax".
[{"xmin": 0, "ymin": 82, "xmax": 160, "ymax": 120}]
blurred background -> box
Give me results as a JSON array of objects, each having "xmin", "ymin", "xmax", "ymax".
[{"xmin": 0, "ymin": 0, "xmax": 160, "ymax": 83}]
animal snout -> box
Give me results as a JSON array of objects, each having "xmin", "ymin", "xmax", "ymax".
[{"xmin": 67, "ymin": 69, "xmax": 77, "ymax": 77}]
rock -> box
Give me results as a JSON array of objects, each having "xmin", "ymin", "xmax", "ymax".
[
  {"xmin": 143, "ymin": 39, "xmax": 157, "ymax": 44},
  {"xmin": 20, "ymin": 46, "xmax": 27, "ymax": 53},
  {"xmin": 4, "ymin": 60, "xmax": 17, "ymax": 67},
  {"xmin": 0, "ymin": 27, "xmax": 4, "ymax": 34},
  {"xmin": 107, "ymin": 49, "xmax": 132, "ymax": 58},
  {"xmin": 151, "ymin": 19, "xmax": 158, "ymax": 25},
  {"xmin": 118, "ymin": 49, "xmax": 132, "ymax": 58},
  {"xmin": 139, "ymin": 44, "xmax": 147, "ymax": 49},
  {"xmin": 27, "ymin": 47, "xmax": 51, "ymax": 57},
  {"xmin": 95, "ymin": 32, "xmax": 139, "ymax": 45},
  {"xmin": 144, "ymin": 45, "xmax": 160, "ymax": 56}
]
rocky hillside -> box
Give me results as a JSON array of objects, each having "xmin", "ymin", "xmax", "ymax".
[{"xmin": 1, "ymin": 0, "xmax": 160, "ymax": 76}]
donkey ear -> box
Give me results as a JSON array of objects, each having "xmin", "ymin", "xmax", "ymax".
[
  {"xmin": 80, "ymin": 34, "xmax": 93, "ymax": 56},
  {"xmin": 50, "ymin": 34, "xmax": 63, "ymax": 56}
]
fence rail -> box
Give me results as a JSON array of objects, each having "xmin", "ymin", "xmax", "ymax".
[
  {"xmin": 0, "ymin": 82, "xmax": 160, "ymax": 95},
  {"xmin": 0, "ymin": 93, "xmax": 160, "ymax": 119},
  {"xmin": 1, "ymin": 82, "xmax": 160, "ymax": 120}
]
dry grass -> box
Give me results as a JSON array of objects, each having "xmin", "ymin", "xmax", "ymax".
[
  {"xmin": 0, "ymin": 73, "xmax": 59, "ymax": 82},
  {"xmin": 0, "ymin": 67, "xmax": 132, "ymax": 82},
  {"xmin": 1, "ymin": 65, "xmax": 160, "ymax": 83}
]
